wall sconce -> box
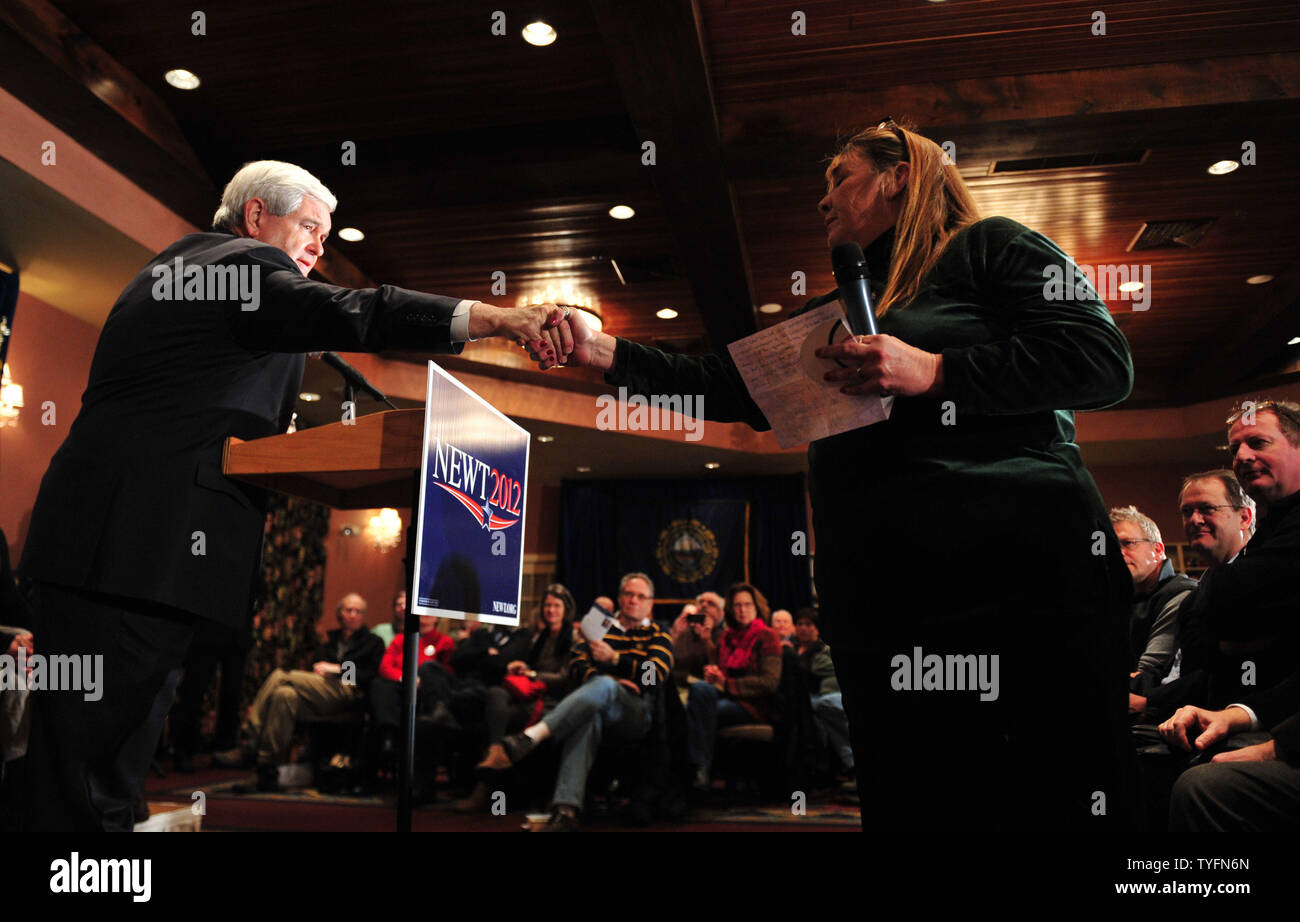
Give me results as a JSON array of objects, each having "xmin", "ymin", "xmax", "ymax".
[
  {"xmin": 0, "ymin": 363, "xmax": 23, "ymax": 428},
  {"xmin": 364, "ymin": 508, "xmax": 403, "ymax": 552}
]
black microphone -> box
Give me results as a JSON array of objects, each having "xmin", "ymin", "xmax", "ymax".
[
  {"xmin": 831, "ymin": 243, "xmax": 879, "ymax": 337},
  {"xmin": 313, "ymin": 351, "xmax": 398, "ymax": 410}
]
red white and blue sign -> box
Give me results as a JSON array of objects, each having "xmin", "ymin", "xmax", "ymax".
[{"xmin": 411, "ymin": 361, "xmax": 530, "ymax": 625}]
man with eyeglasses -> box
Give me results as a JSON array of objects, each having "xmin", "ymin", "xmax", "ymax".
[
  {"xmin": 1152, "ymin": 402, "xmax": 1300, "ymax": 828},
  {"xmin": 476, "ymin": 572, "xmax": 674, "ymax": 830},
  {"xmin": 1129, "ymin": 473, "xmax": 1256, "ymax": 719},
  {"xmin": 1110, "ymin": 506, "xmax": 1196, "ymax": 698}
]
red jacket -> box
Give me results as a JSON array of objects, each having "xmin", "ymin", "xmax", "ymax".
[{"xmin": 378, "ymin": 629, "xmax": 454, "ymax": 682}]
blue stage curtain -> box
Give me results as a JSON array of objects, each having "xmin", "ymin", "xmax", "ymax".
[{"xmin": 558, "ymin": 474, "xmax": 812, "ymax": 623}]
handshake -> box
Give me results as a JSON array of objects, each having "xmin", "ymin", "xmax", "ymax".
[{"xmin": 468, "ymin": 301, "xmax": 609, "ymax": 372}]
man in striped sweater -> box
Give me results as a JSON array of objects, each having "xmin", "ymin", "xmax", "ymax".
[{"xmin": 478, "ymin": 571, "xmax": 673, "ymax": 830}]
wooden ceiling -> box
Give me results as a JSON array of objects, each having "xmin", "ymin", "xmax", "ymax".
[{"xmin": 2, "ymin": 0, "xmax": 1299, "ymax": 409}]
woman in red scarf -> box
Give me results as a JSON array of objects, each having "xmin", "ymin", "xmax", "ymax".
[{"xmin": 685, "ymin": 582, "xmax": 783, "ymax": 787}]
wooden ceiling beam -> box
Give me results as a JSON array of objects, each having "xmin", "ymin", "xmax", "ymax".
[
  {"xmin": 588, "ymin": 0, "xmax": 758, "ymax": 349},
  {"xmin": 0, "ymin": 0, "xmax": 208, "ymax": 178}
]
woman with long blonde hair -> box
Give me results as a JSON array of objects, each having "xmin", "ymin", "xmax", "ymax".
[{"xmin": 536, "ymin": 120, "xmax": 1136, "ymax": 830}]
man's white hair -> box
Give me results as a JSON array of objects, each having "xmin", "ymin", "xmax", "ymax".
[{"xmin": 212, "ymin": 160, "xmax": 337, "ymax": 234}]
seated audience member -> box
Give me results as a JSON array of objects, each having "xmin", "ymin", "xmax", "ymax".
[
  {"xmin": 1110, "ymin": 506, "xmax": 1197, "ymax": 695},
  {"xmin": 214, "ymin": 592, "xmax": 384, "ymax": 791},
  {"xmin": 670, "ymin": 596, "xmax": 721, "ymax": 685},
  {"xmin": 793, "ymin": 609, "xmax": 853, "ymax": 775},
  {"xmin": 1, "ymin": 527, "xmax": 34, "ymax": 828},
  {"xmin": 770, "ymin": 609, "xmax": 796, "ymax": 647},
  {"xmin": 454, "ymin": 588, "xmax": 574, "ymax": 811},
  {"xmin": 1131, "ymin": 471, "xmax": 1255, "ymax": 716},
  {"xmin": 476, "ymin": 572, "xmax": 673, "ymax": 831},
  {"xmin": 685, "ymin": 582, "xmax": 782, "ymax": 787},
  {"xmin": 1147, "ymin": 402, "xmax": 1300, "ymax": 826},
  {"xmin": 371, "ymin": 590, "xmax": 407, "ymax": 647},
  {"xmin": 449, "ymin": 611, "xmax": 536, "ymax": 751},
  {"xmin": 517, "ymin": 584, "xmax": 577, "ymax": 704},
  {"xmin": 370, "ymin": 614, "xmax": 455, "ymax": 754},
  {"xmin": 1162, "ymin": 679, "xmax": 1300, "ymax": 830}
]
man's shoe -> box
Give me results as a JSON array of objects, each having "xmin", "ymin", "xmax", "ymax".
[
  {"xmin": 537, "ymin": 807, "xmax": 579, "ymax": 832},
  {"xmin": 212, "ymin": 747, "xmax": 252, "ymax": 769},
  {"xmin": 476, "ymin": 732, "xmax": 536, "ymax": 771}
]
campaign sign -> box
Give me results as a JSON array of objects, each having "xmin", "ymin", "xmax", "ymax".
[{"xmin": 411, "ymin": 362, "xmax": 529, "ymax": 625}]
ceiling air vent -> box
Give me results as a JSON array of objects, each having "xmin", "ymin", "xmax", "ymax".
[
  {"xmin": 989, "ymin": 149, "xmax": 1147, "ymax": 174},
  {"xmin": 1127, "ymin": 219, "xmax": 1216, "ymax": 252}
]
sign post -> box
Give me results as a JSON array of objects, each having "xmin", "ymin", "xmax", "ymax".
[{"xmin": 397, "ymin": 362, "xmax": 530, "ymax": 830}]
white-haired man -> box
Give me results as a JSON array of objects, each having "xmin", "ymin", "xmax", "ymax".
[
  {"xmin": 19, "ymin": 161, "xmax": 571, "ymax": 831},
  {"xmin": 1110, "ymin": 505, "xmax": 1197, "ymax": 696}
]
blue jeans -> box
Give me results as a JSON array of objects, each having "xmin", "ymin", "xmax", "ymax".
[
  {"xmin": 543, "ymin": 675, "xmax": 651, "ymax": 810},
  {"xmin": 812, "ymin": 692, "xmax": 854, "ymax": 771},
  {"xmin": 685, "ymin": 680, "xmax": 751, "ymax": 770}
]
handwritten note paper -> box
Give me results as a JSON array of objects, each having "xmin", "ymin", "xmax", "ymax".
[{"xmin": 727, "ymin": 302, "xmax": 892, "ymax": 449}]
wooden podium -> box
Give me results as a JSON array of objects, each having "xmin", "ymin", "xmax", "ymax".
[
  {"xmin": 224, "ymin": 407, "xmax": 426, "ymax": 509},
  {"xmin": 224, "ymin": 407, "xmax": 429, "ymax": 832}
]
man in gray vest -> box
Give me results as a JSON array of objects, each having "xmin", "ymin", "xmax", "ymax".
[{"xmin": 1110, "ymin": 506, "xmax": 1197, "ymax": 695}]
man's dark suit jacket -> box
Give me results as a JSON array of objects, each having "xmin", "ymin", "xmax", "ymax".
[{"xmin": 21, "ymin": 232, "xmax": 464, "ymax": 628}]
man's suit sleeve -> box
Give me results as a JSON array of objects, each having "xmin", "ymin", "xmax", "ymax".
[
  {"xmin": 1241, "ymin": 667, "xmax": 1300, "ymax": 762},
  {"xmin": 229, "ymin": 247, "xmax": 466, "ymax": 354}
]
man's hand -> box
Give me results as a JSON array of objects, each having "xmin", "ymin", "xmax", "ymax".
[
  {"xmin": 616, "ymin": 678, "xmax": 641, "ymax": 695},
  {"xmin": 1128, "ymin": 693, "xmax": 1147, "ymax": 715},
  {"xmin": 1212, "ymin": 739, "xmax": 1277, "ymax": 763},
  {"xmin": 1159, "ymin": 705, "xmax": 1249, "ymax": 752},
  {"xmin": 691, "ymin": 621, "xmax": 712, "ymax": 641},
  {"xmin": 816, "ymin": 334, "xmax": 943, "ymax": 398},
  {"xmin": 588, "ymin": 638, "xmax": 618, "ymax": 665},
  {"xmin": 468, "ymin": 302, "xmax": 572, "ymax": 360},
  {"xmin": 312, "ymin": 661, "xmax": 341, "ymax": 677}
]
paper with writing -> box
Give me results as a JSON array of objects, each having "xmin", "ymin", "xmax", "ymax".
[{"xmin": 727, "ymin": 301, "xmax": 893, "ymax": 449}]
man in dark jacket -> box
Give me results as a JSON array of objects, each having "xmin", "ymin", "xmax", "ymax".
[
  {"xmin": 19, "ymin": 160, "xmax": 570, "ymax": 830},
  {"xmin": 1158, "ymin": 402, "xmax": 1300, "ymax": 828},
  {"xmin": 216, "ymin": 593, "xmax": 383, "ymax": 790}
]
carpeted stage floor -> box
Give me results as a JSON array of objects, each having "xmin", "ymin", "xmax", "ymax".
[{"xmin": 143, "ymin": 760, "xmax": 859, "ymax": 832}]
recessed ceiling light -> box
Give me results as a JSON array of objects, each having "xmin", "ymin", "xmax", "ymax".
[
  {"xmin": 1289, "ymin": 336, "xmax": 1300, "ymax": 346},
  {"xmin": 337, "ymin": 227, "xmax": 364, "ymax": 242},
  {"xmin": 608, "ymin": 205, "xmax": 635, "ymax": 220},
  {"xmin": 299, "ymin": 392, "xmax": 321, "ymax": 402},
  {"xmin": 1117, "ymin": 281, "xmax": 1144, "ymax": 293},
  {"xmin": 522, "ymin": 21, "xmax": 557, "ymax": 46},
  {"xmin": 576, "ymin": 465, "xmax": 592, "ymax": 473},
  {"xmin": 759, "ymin": 303, "xmax": 783, "ymax": 314},
  {"xmin": 164, "ymin": 69, "xmax": 200, "ymax": 90},
  {"xmin": 704, "ymin": 462, "xmax": 720, "ymax": 470},
  {"xmin": 656, "ymin": 307, "xmax": 678, "ymax": 320},
  {"xmin": 537, "ymin": 435, "xmax": 554, "ymax": 443},
  {"xmin": 1247, "ymin": 274, "xmax": 1274, "ymax": 285},
  {"xmin": 1207, "ymin": 160, "xmax": 1239, "ymax": 175}
]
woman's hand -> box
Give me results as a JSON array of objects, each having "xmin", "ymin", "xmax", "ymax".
[
  {"xmin": 506, "ymin": 659, "xmax": 528, "ymax": 675},
  {"xmin": 527, "ymin": 309, "xmax": 615, "ymax": 371},
  {"xmin": 703, "ymin": 664, "xmax": 726, "ymax": 690},
  {"xmin": 816, "ymin": 334, "xmax": 943, "ymax": 398}
]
